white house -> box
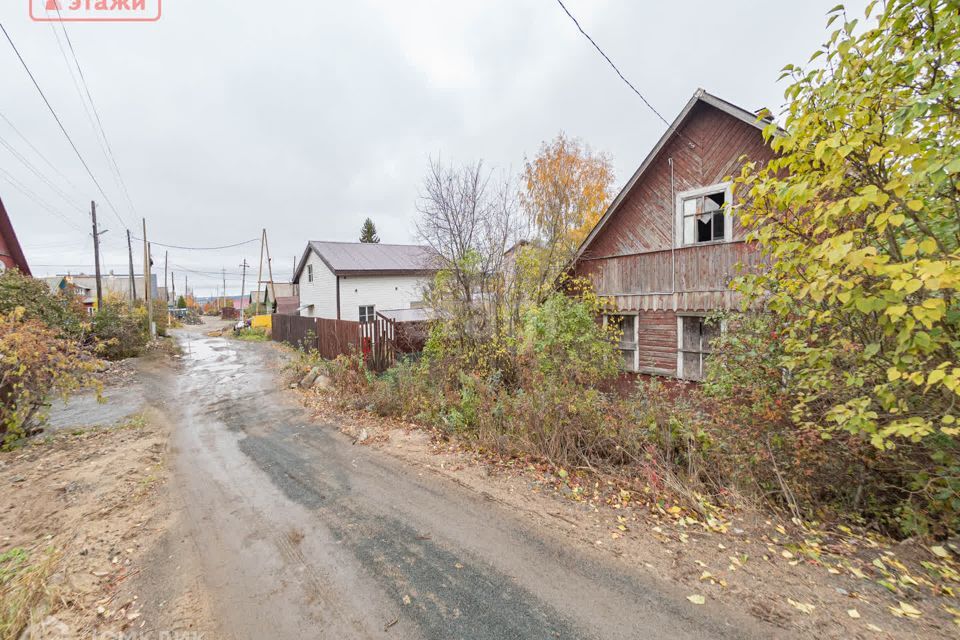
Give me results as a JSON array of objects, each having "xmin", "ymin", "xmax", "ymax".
[{"xmin": 293, "ymin": 241, "xmax": 437, "ymax": 321}]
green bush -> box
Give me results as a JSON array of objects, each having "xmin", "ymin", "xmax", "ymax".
[
  {"xmin": 90, "ymin": 303, "xmax": 149, "ymax": 360},
  {"xmin": 521, "ymin": 292, "xmax": 619, "ymax": 387},
  {"xmin": 1, "ymin": 308, "xmax": 97, "ymax": 448},
  {"xmin": 0, "ymin": 269, "xmax": 84, "ymax": 339}
]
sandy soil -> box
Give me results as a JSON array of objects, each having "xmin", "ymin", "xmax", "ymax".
[{"xmin": 0, "ymin": 346, "xmax": 216, "ymax": 640}]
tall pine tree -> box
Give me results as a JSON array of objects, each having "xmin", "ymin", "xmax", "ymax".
[{"xmin": 359, "ymin": 218, "xmax": 380, "ymax": 243}]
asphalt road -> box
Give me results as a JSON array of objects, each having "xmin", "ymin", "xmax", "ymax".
[{"xmin": 163, "ymin": 326, "xmax": 777, "ymax": 639}]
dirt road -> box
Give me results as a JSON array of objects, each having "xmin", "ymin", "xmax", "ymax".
[{"xmin": 149, "ymin": 325, "xmax": 778, "ymax": 640}]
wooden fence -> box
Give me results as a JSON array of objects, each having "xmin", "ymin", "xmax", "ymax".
[{"xmin": 272, "ymin": 313, "xmax": 419, "ymax": 372}]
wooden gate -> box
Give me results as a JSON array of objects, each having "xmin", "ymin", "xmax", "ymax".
[{"xmin": 360, "ymin": 313, "xmax": 397, "ymax": 372}]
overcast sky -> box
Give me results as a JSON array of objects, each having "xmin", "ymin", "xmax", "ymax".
[{"xmin": 2, "ymin": 0, "xmax": 867, "ymax": 296}]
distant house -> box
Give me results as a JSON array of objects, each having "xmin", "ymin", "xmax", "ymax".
[
  {"xmin": 293, "ymin": 241, "xmax": 437, "ymax": 321},
  {"xmin": 46, "ymin": 276, "xmax": 95, "ymax": 314},
  {"xmin": 250, "ymin": 282, "xmax": 299, "ymax": 315},
  {"xmin": 0, "ymin": 197, "xmax": 31, "ymax": 275},
  {"xmin": 41, "ymin": 273, "xmax": 160, "ymax": 307},
  {"xmin": 570, "ymin": 89, "xmax": 775, "ymax": 381}
]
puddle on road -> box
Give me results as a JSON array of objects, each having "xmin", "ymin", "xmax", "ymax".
[{"xmin": 46, "ymin": 386, "xmax": 145, "ymax": 432}]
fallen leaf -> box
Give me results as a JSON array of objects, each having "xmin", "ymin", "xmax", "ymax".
[
  {"xmin": 931, "ymin": 545, "xmax": 951, "ymax": 559},
  {"xmin": 847, "ymin": 609, "xmax": 860, "ymax": 619},
  {"xmin": 687, "ymin": 594, "xmax": 705, "ymax": 605},
  {"xmin": 787, "ymin": 599, "xmax": 816, "ymax": 614},
  {"xmin": 888, "ymin": 601, "xmax": 922, "ymax": 618}
]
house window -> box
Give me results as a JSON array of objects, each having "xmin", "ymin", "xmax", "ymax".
[
  {"xmin": 678, "ymin": 183, "xmax": 732, "ymax": 246},
  {"xmin": 306, "ymin": 264, "xmax": 314, "ymax": 283},
  {"xmin": 677, "ymin": 315, "xmax": 720, "ymax": 381},
  {"xmin": 359, "ymin": 305, "xmax": 375, "ymax": 323},
  {"xmin": 607, "ymin": 313, "xmax": 637, "ymax": 372}
]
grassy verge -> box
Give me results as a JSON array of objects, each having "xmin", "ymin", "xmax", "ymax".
[{"xmin": 0, "ymin": 547, "xmax": 60, "ymax": 640}]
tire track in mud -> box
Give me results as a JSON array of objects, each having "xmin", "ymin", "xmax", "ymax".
[{"xmin": 238, "ymin": 431, "xmax": 579, "ymax": 640}]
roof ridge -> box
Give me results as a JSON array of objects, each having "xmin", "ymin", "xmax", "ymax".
[{"xmin": 309, "ymin": 240, "xmax": 429, "ymax": 248}]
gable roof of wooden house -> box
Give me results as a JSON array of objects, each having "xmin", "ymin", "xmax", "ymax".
[
  {"xmin": 0, "ymin": 196, "xmax": 31, "ymax": 275},
  {"xmin": 294, "ymin": 241, "xmax": 438, "ymax": 280},
  {"xmin": 575, "ymin": 88, "xmax": 774, "ymax": 262}
]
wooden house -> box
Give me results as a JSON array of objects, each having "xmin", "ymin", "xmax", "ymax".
[
  {"xmin": 571, "ymin": 89, "xmax": 775, "ymax": 380},
  {"xmin": 0, "ymin": 197, "xmax": 31, "ymax": 275}
]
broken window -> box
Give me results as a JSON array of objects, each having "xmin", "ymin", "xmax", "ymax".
[
  {"xmin": 607, "ymin": 313, "xmax": 637, "ymax": 371},
  {"xmin": 681, "ymin": 188, "xmax": 727, "ymax": 245},
  {"xmin": 678, "ymin": 316, "xmax": 720, "ymax": 380},
  {"xmin": 359, "ymin": 305, "xmax": 375, "ymax": 323}
]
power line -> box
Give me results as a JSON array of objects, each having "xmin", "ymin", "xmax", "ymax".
[
  {"xmin": 0, "ymin": 109, "xmax": 82, "ymax": 195},
  {"xmin": 132, "ymin": 236, "xmax": 259, "ymax": 251},
  {"xmin": 0, "ymin": 131, "xmax": 86, "ymax": 215},
  {"xmin": 0, "ymin": 21, "xmax": 130, "ymax": 231},
  {"xmin": 0, "ymin": 167, "xmax": 87, "ymax": 232},
  {"xmin": 51, "ymin": 7, "xmax": 140, "ymax": 224},
  {"xmin": 554, "ymin": 0, "xmax": 695, "ymax": 146}
]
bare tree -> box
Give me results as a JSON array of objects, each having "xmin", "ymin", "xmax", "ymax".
[{"xmin": 415, "ymin": 157, "xmax": 520, "ymax": 339}]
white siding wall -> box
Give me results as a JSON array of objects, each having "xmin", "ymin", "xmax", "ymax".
[
  {"xmin": 296, "ymin": 250, "xmax": 430, "ymax": 320},
  {"xmin": 339, "ymin": 275, "xmax": 429, "ymax": 321},
  {"xmin": 297, "ymin": 252, "xmax": 337, "ymax": 318}
]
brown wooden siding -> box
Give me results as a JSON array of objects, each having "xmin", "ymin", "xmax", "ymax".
[
  {"xmin": 579, "ymin": 242, "xmax": 764, "ymax": 299},
  {"xmin": 573, "ymin": 100, "xmax": 774, "ymax": 314},
  {"xmin": 636, "ymin": 311, "xmax": 677, "ymax": 375},
  {"xmin": 574, "ymin": 98, "xmax": 775, "ymax": 377}
]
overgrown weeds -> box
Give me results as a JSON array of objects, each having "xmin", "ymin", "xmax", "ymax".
[{"xmin": 0, "ymin": 546, "xmax": 60, "ymax": 640}]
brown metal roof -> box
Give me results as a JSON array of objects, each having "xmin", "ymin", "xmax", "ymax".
[{"xmin": 295, "ymin": 241, "xmax": 439, "ymax": 280}]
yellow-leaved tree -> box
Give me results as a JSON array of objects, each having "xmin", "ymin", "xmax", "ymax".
[
  {"xmin": 519, "ymin": 133, "xmax": 614, "ymax": 302},
  {"xmin": 733, "ymin": 0, "xmax": 959, "ymax": 533}
]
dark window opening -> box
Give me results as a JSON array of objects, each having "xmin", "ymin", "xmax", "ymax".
[
  {"xmin": 682, "ymin": 189, "xmax": 727, "ymax": 245},
  {"xmin": 679, "ymin": 316, "xmax": 720, "ymax": 380},
  {"xmin": 607, "ymin": 314, "xmax": 637, "ymax": 371},
  {"xmin": 359, "ymin": 305, "xmax": 375, "ymax": 323}
]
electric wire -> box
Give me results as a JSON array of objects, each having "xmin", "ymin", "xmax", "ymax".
[
  {"xmin": 554, "ymin": 0, "xmax": 696, "ymax": 146},
  {"xmin": 50, "ymin": 6, "xmax": 140, "ymax": 223},
  {"xmin": 0, "ymin": 21, "xmax": 130, "ymax": 231}
]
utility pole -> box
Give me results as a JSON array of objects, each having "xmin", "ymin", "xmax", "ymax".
[
  {"xmin": 90, "ymin": 201, "xmax": 103, "ymax": 311},
  {"xmin": 239, "ymin": 258, "xmax": 249, "ymax": 314},
  {"xmin": 126, "ymin": 229, "xmax": 137, "ymax": 302},
  {"xmin": 256, "ymin": 229, "xmax": 265, "ymax": 314},
  {"xmin": 164, "ymin": 250, "xmax": 169, "ymax": 305},
  {"xmin": 221, "ymin": 268, "xmax": 227, "ymax": 310},
  {"xmin": 171, "ymin": 270, "xmax": 176, "ymax": 302},
  {"xmin": 264, "ymin": 230, "xmax": 276, "ymax": 306},
  {"xmin": 142, "ymin": 218, "xmax": 154, "ymax": 337}
]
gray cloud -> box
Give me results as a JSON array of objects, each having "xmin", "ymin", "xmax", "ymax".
[{"xmin": 2, "ymin": 0, "xmax": 867, "ymax": 295}]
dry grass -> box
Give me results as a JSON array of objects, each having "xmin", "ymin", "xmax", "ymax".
[{"xmin": 0, "ymin": 546, "xmax": 61, "ymax": 640}]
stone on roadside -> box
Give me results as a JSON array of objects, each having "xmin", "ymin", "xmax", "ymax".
[{"xmin": 300, "ymin": 366, "xmax": 322, "ymax": 389}]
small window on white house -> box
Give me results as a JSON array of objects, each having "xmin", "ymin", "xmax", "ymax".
[
  {"xmin": 607, "ymin": 314, "xmax": 637, "ymax": 372},
  {"xmin": 677, "ymin": 316, "xmax": 720, "ymax": 381},
  {"xmin": 306, "ymin": 264, "xmax": 314, "ymax": 283},
  {"xmin": 678, "ymin": 184, "xmax": 732, "ymax": 246},
  {"xmin": 359, "ymin": 305, "xmax": 375, "ymax": 323}
]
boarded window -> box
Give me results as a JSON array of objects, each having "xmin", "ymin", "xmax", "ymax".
[
  {"xmin": 682, "ymin": 189, "xmax": 727, "ymax": 245},
  {"xmin": 607, "ymin": 314, "xmax": 637, "ymax": 372},
  {"xmin": 359, "ymin": 305, "xmax": 375, "ymax": 323},
  {"xmin": 678, "ymin": 316, "xmax": 719, "ymax": 380}
]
